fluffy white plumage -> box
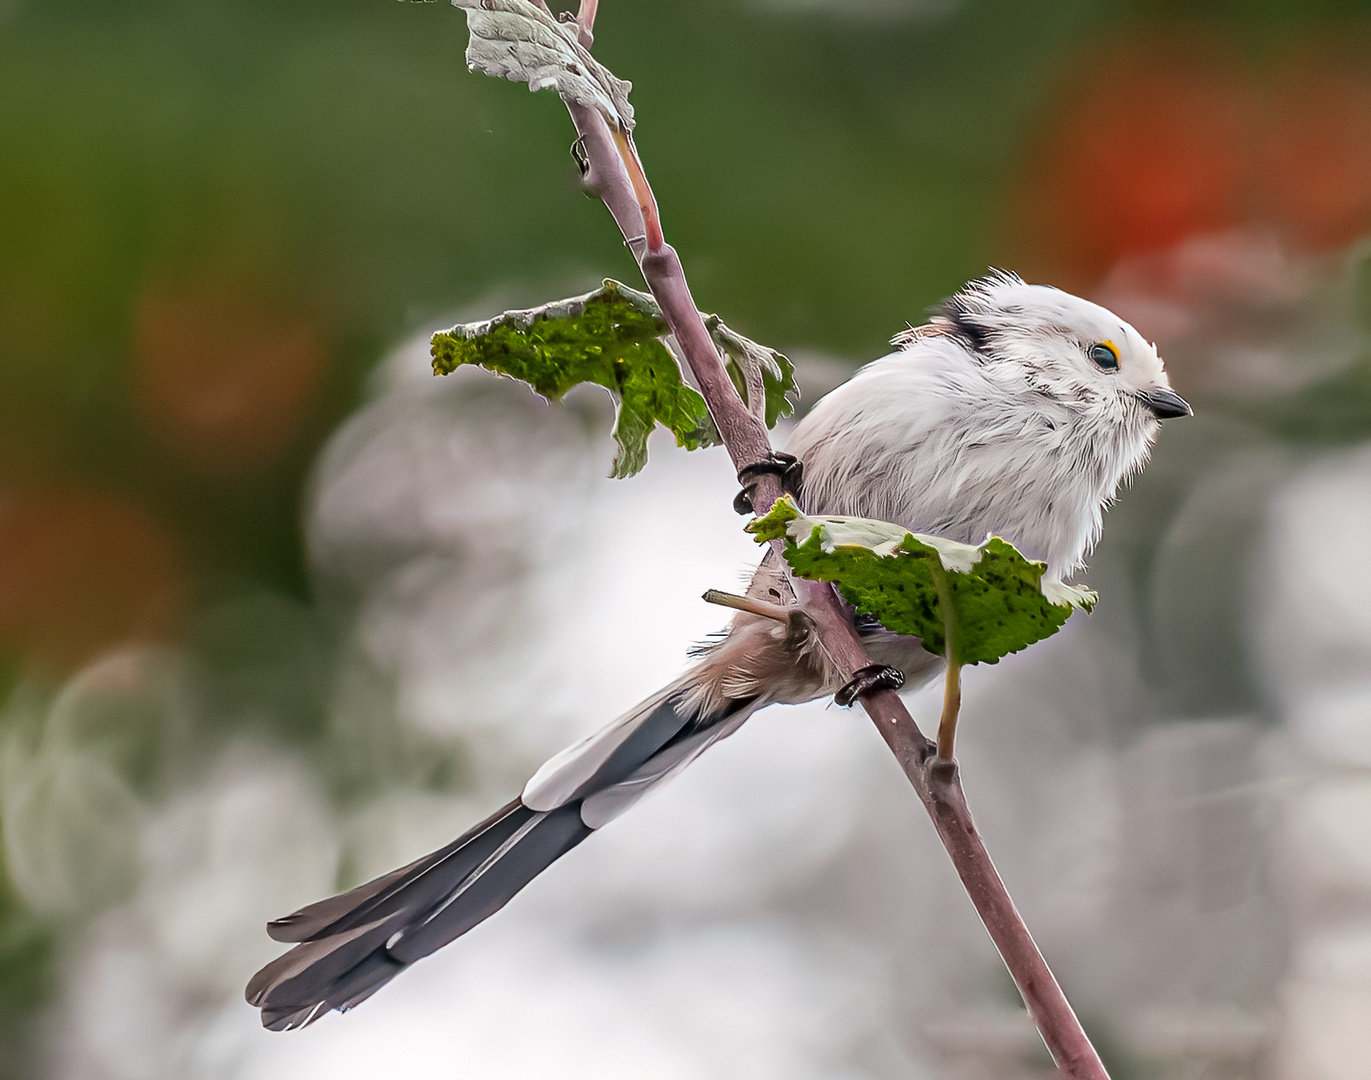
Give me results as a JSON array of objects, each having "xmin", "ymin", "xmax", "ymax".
[
  {"xmin": 794, "ymin": 271, "xmax": 1180, "ymax": 580},
  {"xmin": 247, "ymin": 272, "xmax": 1190, "ymax": 1030}
]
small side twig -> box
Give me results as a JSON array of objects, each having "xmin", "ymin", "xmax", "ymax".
[{"xmin": 701, "ymin": 588, "xmax": 791, "ymax": 623}]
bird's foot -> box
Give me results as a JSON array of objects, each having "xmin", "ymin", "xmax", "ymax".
[
  {"xmin": 834, "ymin": 664, "xmax": 906, "ymax": 707},
  {"xmin": 734, "ymin": 452, "xmax": 804, "ymax": 515}
]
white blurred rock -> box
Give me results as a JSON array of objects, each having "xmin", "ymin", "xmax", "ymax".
[
  {"xmin": 1288, "ymin": 681, "xmax": 1371, "ymax": 768},
  {"xmin": 1, "ymin": 648, "xmax": 196, "ymax": 917},
  {"xmin": 309, "ymin": 362, "xmax": 597, "ymax": 590},
  {"xmin": 342, "ymin": 788, "xmax": 496, "ymax": 885},
  {"xmin": 1284, "ymin": 778, "xmax": 1371, "ymax": 900},
  {"xmin": 1277, "ymin": 978, "xmax": 1371, "ymax": 1080},
  {"xmin": 1261, "ymin": 445, "xmax": 1371, "ymax": 693},
  {"xmin": 1288, "ymin": 923, "xmax": 1371, "ymax": 986},
  {"xmin": 2, "ymin": 744, "xmax": 140, "ymax": 916},
  {"xmin": 136, "ymin": 746, "xmax": 338, "ymax": 985},
  {"xmin": 1122, "ymin": 1004, "xmax": 1269, "ymax": 1068},
  {"xmin": 55, "ymin": 744, "xmax": 337, "ymax": 1080}
]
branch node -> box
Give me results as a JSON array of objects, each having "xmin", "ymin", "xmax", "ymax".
[
  {"xmin": 570, "ymin": 136, "xmax": 590, "ymax": 178},
  {"xmin": 928, "ymin": 757, "xmax": 959, "ymax": 788}
]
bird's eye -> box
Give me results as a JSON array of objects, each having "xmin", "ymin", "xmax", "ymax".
[{"xmin": 1089, "ymin": 342, "xmax": 1120, "ymax": 371}]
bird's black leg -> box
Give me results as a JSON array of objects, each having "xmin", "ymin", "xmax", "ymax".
[
  {"xmin": 834, "ymin": 664, "xmax": 906, "ymax": 708},
  {"xmin": 734, "ymin": 452, "xmax": 804, "ymax": 515}
]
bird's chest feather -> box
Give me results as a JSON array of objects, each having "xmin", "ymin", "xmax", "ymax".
[
  {"xmin": 803, "ymin": 396, "xmax": 1116, "ymax": 576},
  {"xmin": 890, "ymin": 414, "xmax": 1095, "ymax": 560}
]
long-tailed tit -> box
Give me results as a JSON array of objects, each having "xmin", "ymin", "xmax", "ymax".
[{"xmin": 247, "ymin": 271, "xmax": 1191, "ymax": 1029}]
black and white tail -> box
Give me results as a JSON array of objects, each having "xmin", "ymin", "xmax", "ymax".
[{"xmin": 246, "ymin": 682, "xmax": 757, "ymax": 1030}]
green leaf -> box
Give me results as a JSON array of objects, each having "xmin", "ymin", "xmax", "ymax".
[
  {"xmin": 431, "ymin": 280, "xmax": 799, "ymax": 478},
  {"xmin": 455, "ymin": 0, "xmax": 635, "ymax": 132},
  {"xmin": 748, "ymin": 497, "xmax": 1096, "ymax": 666},
  {"xmin": 705, "ymin": 315, "xmax": 798, "ymax": 428},
  {"xmin": 432, "ymin": 280, "xmax": 713, "ymax": 478}
]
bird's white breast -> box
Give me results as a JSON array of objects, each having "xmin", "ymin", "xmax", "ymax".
[{"xmin": 787, "ymin": 336, "xmax": 1152, "ymax": 580}]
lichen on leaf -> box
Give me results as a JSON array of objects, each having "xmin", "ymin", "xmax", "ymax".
[
  {"xmin": 432, "ymin": 280, "xmax": 710, "ymax": 477},
  {"xmin": 432, "ymin": 280, "xmax": 797, "ymax": 478},
  {"xmin": 748, "ymin": 497, "xmax": 1096, "ymax": 665}
]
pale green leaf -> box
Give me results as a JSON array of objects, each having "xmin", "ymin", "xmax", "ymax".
[
  {"xmin": 431, "ymin": 280, "xmax": 710, "ymax": 478},
  {"xmin": 454, "ymin": 0, "xmax": 635, "ymax": 132},
  {"xmin": 748, "ymin": 497, "xmax": 1096, "ymax": 665},
  {"xmin": 432, "ymin": 280, "xmax": 799, "ymax": 478}
]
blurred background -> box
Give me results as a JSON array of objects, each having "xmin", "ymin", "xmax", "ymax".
[{"xmin": 4, "ymin": 0, "xmax": 1371, "ymax": 1076}]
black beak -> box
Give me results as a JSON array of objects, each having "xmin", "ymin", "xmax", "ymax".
[{"xmin": 1137, "ymin": 387, "xmax": 1193, "ymax": 419}]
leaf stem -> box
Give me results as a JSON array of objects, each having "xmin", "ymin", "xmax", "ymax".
[
  {"xmin": 930, "ymin": 560, "xmax": 962, "ymax": 763},
  {"xmin": 938, "ymin": 658, "xmax": 962, "ymax": 763}
]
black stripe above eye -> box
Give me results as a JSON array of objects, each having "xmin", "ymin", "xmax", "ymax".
[{"xmin": 940, "ymin": 296, "xmax": 990, "ymax": 353}]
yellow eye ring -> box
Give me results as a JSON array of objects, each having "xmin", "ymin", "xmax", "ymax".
[{"xmin": 1089, "ymin": 340, "xmax": 1120, "ymax": 371}]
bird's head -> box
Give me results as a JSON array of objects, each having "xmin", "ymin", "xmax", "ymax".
[{"xmin": 900, "ymin": 270, "xmax": 1192, "ymax": 425}]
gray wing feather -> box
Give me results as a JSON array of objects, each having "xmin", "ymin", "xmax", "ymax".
[
  {"xmin": 386, "ymin": 803, "xmax": 589, "ymax": 964},
  {"xmin": 580, "ymin": 707, "xmax": 753, "ymax": 829},
  {"xmin": 265, "ymin": 798, "xmax": 531, "ymax": 944},
  {"xmin": 522, "ymin": 681, "xmax": 694, "ymax": 810}
]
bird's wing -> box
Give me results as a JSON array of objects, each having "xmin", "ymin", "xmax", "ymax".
[
  {"xmin": 579, "ymin": 707, "xmax": 754, "ymax": 828},
  {"xmin": 522, "ymin": 679, "xmax": 693, "ymax": 811}
]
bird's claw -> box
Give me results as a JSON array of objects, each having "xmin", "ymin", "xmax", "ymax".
[
  {"xmin": 734, "ymin": 452, "xmax": 804, "ymax": 515},
  {"xmin": 834, "ymin": 664, "xmax": 906, "ymax": 708}
]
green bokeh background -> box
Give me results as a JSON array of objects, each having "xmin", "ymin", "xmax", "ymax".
[{"xmin": 6, "ymin": 1, "xmax": 1371, "ymax": 1075}]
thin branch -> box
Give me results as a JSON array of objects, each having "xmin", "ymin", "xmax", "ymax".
[
  {"xmin": 612, "ymin": 130, "xmax": 664, "ymax": 254},
  {"xmin": 576, "ymin": 0, "xmax": 598, "ymax": 45},
  {"xmin": 566, "ymin": 103, "xmax": 647, "ymax": 260},
  {"xmin": 554, "ymin": 27, "xmax": 1109, "ymax": 1080}
]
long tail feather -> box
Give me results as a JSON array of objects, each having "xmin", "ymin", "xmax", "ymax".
[
  {"xmin": 265, "ymin": 799, "xmax": 531, "ymax": 945},
  {"xmin": 247, "ymin": 801, "xmax": 591, "ymax": 1029},
  {"xmin": 247, "ymin": 687, "xmax": 756, "ymax": 1029}
]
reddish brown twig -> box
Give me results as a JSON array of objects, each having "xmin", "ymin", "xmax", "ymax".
[{"xmin": 539, "ymin": 6, "xmax": 1109, "ymax": 1076}]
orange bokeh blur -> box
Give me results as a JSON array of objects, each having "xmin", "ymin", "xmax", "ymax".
[
  {"xmin": 1006, "ymin": 32, "xmax": 1371, "ymax": 287},
  {"xmin": 0, "ymin": 487, "xmax": 185, "ymax": 673},
  {"xmin": 133, "ymin": 283, "xmax": 327, "ymax": 479}
]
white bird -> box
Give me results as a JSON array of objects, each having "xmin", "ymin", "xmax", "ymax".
[{"xmin": 246, "ymin": 271, "xmax": 1190, "ymax": 1029}]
